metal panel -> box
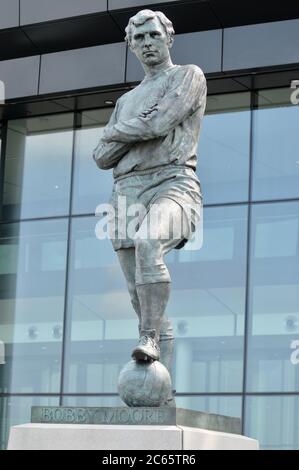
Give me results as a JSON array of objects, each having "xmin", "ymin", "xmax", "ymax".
[
  {"xmin": 39, "ymin": 43, "xmax": 126, "ymax": 94},
  {"xmin": 20, "ymin": 0, "xmax": 107, "ymax": 24},
  {"xmin": 0, "ymin": 55, "xmax": 40, "ymax": 99},
  {"xmin": 223, "ymin": 19, "xmax": 299, "ymax": 71},
  {"xmin": 0, "ymin": 0, "xmax": 19, "ymax": 29},
  {"xmin": 171, "ymin": 29, "xmax": 222, "ymax": 73}
]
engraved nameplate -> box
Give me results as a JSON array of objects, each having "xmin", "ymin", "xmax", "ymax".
[
  {"xmin": 31, "ymin": 406, "xmax": 241, "ymax": 434},
  {"xmin": 31, "ymin": 407, "xmax": 173, "ymax": 426}
]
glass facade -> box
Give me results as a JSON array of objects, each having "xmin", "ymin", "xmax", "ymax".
[
  {"xmin": 0, "ymin": 219, "xmax": 68, "ymax": 394},
  {"xmin": 3, "ymin": 114, "xmax": 74, "ymax": 220},
  {"xmin": 0, "ymin": 87, "xmax": 299, "ymax": 449}
]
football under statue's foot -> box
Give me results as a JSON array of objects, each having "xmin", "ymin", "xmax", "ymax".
[
  {"xmin": 164, "ymin": 396, "xmax": 176, "ymax": 407},
  {"xmin": 132, "ymin": 334, "xmax": 160, "ymax": 362}
]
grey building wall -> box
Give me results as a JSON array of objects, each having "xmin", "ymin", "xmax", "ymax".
[
  {"xmin": 0, "ymin": 12, "xmax": 299, "ymax": 100},
  {"xmin": 223, "ymin": 18, "xmax": 299, "ymax": 71},
  {"xmin": 20, "ymin": 0, "xmax": 107, "ymax": 24},
  {"xmin": 0, "ymin": 0, "xmax": 19, "ymax": 29},
  {"xmin": 0, "ymin": 55, "xmax": 40, "ymax": 99},
  {"xmin": 39, "ymin": 43, "xmax": 126, "ymax": 94}
]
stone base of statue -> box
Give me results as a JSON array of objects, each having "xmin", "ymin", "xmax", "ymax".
[{"xmin": 7, "ymin": 406, "xmax": 259, "ymax": 450}]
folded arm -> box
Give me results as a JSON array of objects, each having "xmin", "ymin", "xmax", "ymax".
[
  {"xmin": 93, "ymin": 140, "xmax": 132, "ymax": 170},
  {"xmin": 92, "ymin": 99, "xmax": 132, "ymax": 170},
  {"xmin": 103, "ymin": 65, "xmax": 207, "ymax": 144}
]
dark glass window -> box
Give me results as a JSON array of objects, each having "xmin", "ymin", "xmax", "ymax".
[
  {"xmin": 252, "ymin": 88, "xmax": 299, "ymax": 201},
  {"xmin": 246, "ymin": 201, "xmax": 299, "ymax": 392},
  {"xmin": 245, "ymin": 396, "xmax": 299, "ymax": 450},
  {"xmin": 171, "ymin": 204, "xmax": 248, "ymax": 393},
  {"xmin": 0, "ymin": 219, "xmax": 68, "ymax": 394},
  {"xmin": 62, "ymin": 216, "xmax": 134, "ymax": 394},
  {"xmin": 72, "ymin": 109, "xmax": 114, "ymax": 215},
  {"xmin": 0, "ymin": 83, "xmax": 299, "ymax": 450},
  {"xmin": 199, "ymin": 92, "xmax": 251, "ymax": 204},
  {"xmin": 3, "ymin": 114, "xmax": 74, "ymax": 220},
  {"xmin": 176, "ymin": 395, "xmax": 242, "ymax": 419}
]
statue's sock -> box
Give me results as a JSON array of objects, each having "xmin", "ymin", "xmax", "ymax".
[
  {"xmin": 160, "ymin": 319, "xmax": 176, "ymax": 406},
  {"xmin": 136, "ymin": 281, "xmax": 170, "ymax": 341}
]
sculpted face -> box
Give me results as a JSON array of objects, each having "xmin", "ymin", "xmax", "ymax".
[{"xmin": 130, "ymin": 17, "xmax": 171, "ymax": 67}]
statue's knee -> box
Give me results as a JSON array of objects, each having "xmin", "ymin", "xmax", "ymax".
[
  {"xmin": 134, "ymin": 238, "xmax": 170, "ymax": 284},
  {"xmin": 134, "ymin": 237, "xmax": 160, "ymax": 264}
]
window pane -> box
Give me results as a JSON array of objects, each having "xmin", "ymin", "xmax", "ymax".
[
  {"xmin": 170, "ymin": 205, "xmax": 248, "ymax": 393},
  {"xmin": 176, "ymin": 395, "xmax": 242, "ymax": 419},
  {"xmin": 198, "ymin": 93, "xmax": 251, "ymax": 204},
  {"xmin": 72, "ymin": 109, "xmax": 114, "ymax": 214},
  {"xmin": 0, "ymin": 395, "xmax": 59, "ymax": 450},
  {"xmin": 64, "ymin": 206, "xmax": 247, "ymax": 395},
  {"xmin": 63, "ymin": 216, "xmax": 136, "ymax": 394},
  {"xmin": 3, "ymin": 114, "xmax": 74, "ymax": 220},
  {"xmin": 0, "ymin": 219, "xmax": 68, "ymax": 393},
  {"xmin": 245, "ymin": 396, "xmax": 299, "ymax": 450},
  {"xmin": 62, "ymin": 395, "xmax": 122, "ymax": 407},
  {"xmin": 252, "ymin": 88, "xmax": 299, "ymax": 200},
  {"xmin": 246, "ymin": 201, "xmax": 299, "ymax": 392}
]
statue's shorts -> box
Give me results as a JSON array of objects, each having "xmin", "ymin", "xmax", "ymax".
[{"xmin": 108, "ymin": 164, "xmax": 202, "ymax": 252}]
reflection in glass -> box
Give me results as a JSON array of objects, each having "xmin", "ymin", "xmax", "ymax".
[
  {"xmin": 63, "ymin": 216, "xmax": 136, "ymax": 394},
  {"xmin": 0, "ymin": 219, "xmax": 68, "ymax": 393},
  {"xmin": 62, "ymin": 395, "xmax": 122, "ymax": 408},
  {"xmin": 169, "ymin": 205, "xmax": 248, "ymax": 393},
  {"xmin": 198, "ymin": 93, "xmax": 251, "ymax": 204},
  {"xmin": 0, "ymin": 395, "xmax": 59, "ymax": 450},
  {"xmin": 246, "ymin": 201, "xmax": 299, "ymax": 392},
  {"xmin": 72, "ymin": 109, "xmax": 114, "ymax": 215},
  {"xmin": 3, "ymin": 114, "xmax": 74, "ymax": 220},
  {"xmin": 0, "ymin": 89, "xmax": 298, "ymax": 450},
  {"xmin": 252, "ymin": 88, "xmax": 299, "ymax": 200},
  {"xmin": 245, "ymin": 395, "xmax": 299, "ymax": 449},
  {"xmin": 176, "ymin": 395, "xmax": 242, "ymax": 418}
]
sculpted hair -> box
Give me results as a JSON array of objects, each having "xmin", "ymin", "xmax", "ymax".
[{"xmin": 125, "ymin": 9, "xmax": 175, "ymax": 47}]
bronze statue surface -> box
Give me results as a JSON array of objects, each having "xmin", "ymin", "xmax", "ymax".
[{"xmin": 93, "ymin": 9, "xmax": 207, "ymax": 406}]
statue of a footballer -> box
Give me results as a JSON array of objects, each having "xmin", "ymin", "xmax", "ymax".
[{"xmin": 93, "ymin": 9, "xmax": 207, "ymax": 405}]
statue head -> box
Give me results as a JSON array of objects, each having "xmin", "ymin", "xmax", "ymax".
[{"xmin": 125, "ymin": 10, "xmax": 175, "ymax": 67}]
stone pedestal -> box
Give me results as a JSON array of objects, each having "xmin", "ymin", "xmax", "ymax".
[
  {"xmin": 8, "ymin": 423, "xmax": 258, "ymax": 450},
  {"xmin": 7, "ymin": 406, "xmax": 259, "ymax": 450}
]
